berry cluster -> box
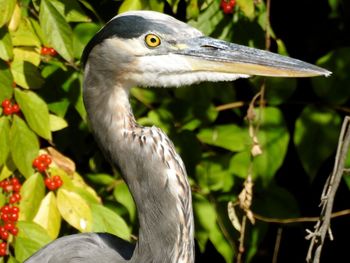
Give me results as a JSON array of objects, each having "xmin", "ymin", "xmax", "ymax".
[
  {"xmin": 41, "ymin": 46, "xmax": 58, "ymax": 56},
  {"xmin": 1, "ymin": 99, "xmax": 20, "ymax": 116},
  {"xmin": 33, "ymin": 154, "xmax": 52, "ymax": 173},
  {"xmin": 0, "ymin": 177, "xmax": 21, "ymax": 256},
  {"xmin": 220, "ymin": 0, "xmax": 236, "ymax": 14},
  {"xmin": 45, "ymin": 176, "xmax": 63, "ymax": 191},
  {"xmin": 33, "ymin": 154, "xmax": 63, "ymax": 191}
]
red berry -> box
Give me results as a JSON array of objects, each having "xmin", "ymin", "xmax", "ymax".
[
  {"xmin": 9, "ymin": 213, "xmax": 18, "ymax": 222},
  {"xmin": 11, "ymin": 103, "xmax": 20, "ymax": 113},
  {"xmin": 37, "ymin": 162, "xmax": 47, "ymax": 172},
  {"xmin": 3, "ymin": 106, "xmax": 12, "ymax": 115},
  {"xmin": 33, "ymin": 158, "xmax": 40, "ymax": 168},
  {"xmin": 4, "ymin": 223, "xmax": 14, "ymax": 232},
  {"xmin": 13, "ymin": 193, "xmax": 21, "ymax": 202},
  {"xmin": 0, "ymin": 242, "xmax": 6, "ymax": 249},
  {"xmin": 55, "ymin": 179, "xmax": 63, "ymax": 188},
  {"xmin": 10, "ymin": 206, "xmax": 19, "ymax": 215},
  {"xmin": 11, "ymin": 177, "xmax": 20, "ymax": 186},
  {"xmin": 1, "ymin": 206, "xmax": 10, "ymax": 214},
  {"xmin": 0, "ymin": 247, "xmax": 6, "ymax": 256},
  {"xmin": 220, "ymin": 0, "xmax": 236, "ymax": 14},
  {"xmin": 1, "ymin": 99, "xmax": 11, "ymax": 108},
  {"xmin": 48, "ymin": 48, "xmax": 58, "ymax": 56},
  {"xmin": 9, "ymin": 195, "xmax": 17, "ymax": 204},
  {"xmin": 41, "ymin": 47, "xmax": 50, "ymax": 55},
  {"xmin": 39, "ymin": 154, "xmax": 52, "ymax": 165},
  {"xmin": 13, "ymin": 183, "xmax": 21, "ymax": 192},
  {"xmin": 1, "ymin": 214, "xmax": 9, "ymax": 222},
  {"xmin": 45, "ymin": 178, "xmax": 57, "ymax": 190},
  {"xmin": 10, "ymin": 226, "xmax": 18, "ymax": 236},
  {"xmin": 0, "ymin": 231, "xmax": 9, "ymax": 240}
]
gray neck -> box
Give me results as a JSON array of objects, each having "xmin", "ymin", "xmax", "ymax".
[{"xmin": 83, "ymin": 63, "xmax": 194, "ymax": 263}]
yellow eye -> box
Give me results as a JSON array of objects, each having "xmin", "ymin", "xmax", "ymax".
[{"xmin": 145, "ymin": 34, "xmax": 161, "ymax": 48}]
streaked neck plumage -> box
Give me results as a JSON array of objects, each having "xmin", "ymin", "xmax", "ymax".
[{"xmin": 83, "ymin": 61, "xmax": 195, "ymax": 263}]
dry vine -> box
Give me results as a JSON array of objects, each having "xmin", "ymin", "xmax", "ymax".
[{"xmin": 305, "ymin": 116, "xmax": 350, "ymax": 263}]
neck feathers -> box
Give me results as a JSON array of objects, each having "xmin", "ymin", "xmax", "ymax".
[{"xmin": 83, "ymin": 64, "xmax": 194, "ymax": 263}]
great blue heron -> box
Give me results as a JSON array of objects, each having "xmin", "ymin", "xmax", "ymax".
[{"xmin": 25, "ymin": 10, "xmax": 330, "ymax": 263}]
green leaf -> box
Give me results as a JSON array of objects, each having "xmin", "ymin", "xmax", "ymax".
[
  {"xmin": 15, "ymin": 89, "xmax": 51, "ymax": 140},
  {"xmin": 33, "ymin": 191, "xmax": 61, "ymax": 239},
  {"xmin": 188, "ymin": 0, "xmax": 224, "ymax": 36},
  {"xmin": 19, "ymin": 173, "xmax": 45, "ymax": 221},
  {"xmin": 10, "ymin": 60, "xmax": 44, "ymax": 89},
  {"xmin": 113, "ymin": 182, "xmax": 136, "ymax": 221},
  {"xmin": 10, "ymin": 17, "xmax": 41, "ymax": 47},
  {"xmin": 0, "ymin": 60, "xmax": 14, "ymax": 102},
  {"xmin": 50, "ymin": 0, "xmax": 90, "ymax": 22},
  {"xmin": 237, "ymin": 0, "xmax": 255, "ymax": 20},
  {"xmin": 0, "ymin": 0, "xmax": 16, "ymax": 27},
  {"xmin": 195, "ymin": 155, "xmax": 234, "ymax": 192},
  {"xmin": 17, "ymin": 221, "xmax": 52, "ymax": 247},
  {"xmin": 197, "ymin": 124, "xmax": 247, "ymax": 152},
  {"xmin": 9, "ymin": 116, "xmax": 39, "ymax": 178},
  {"xmin": 0, "ymin": 117, "xmax": 10, "ymax": 166},
  {"xmin": 39, "ymin": 0, "xmax": 74, "ymax": 62},
  {"xmin": 193, "ymin": 194, "xmax": 216, "ymax": 252},
  {"xmin": 118, "ymin": 0, "xmax": 143, "ymax": 13},
  {"xmin": 87, "ymin": 173, "xmax": 116, "ymax": 186},
  {"xmin": 0, "ymin": 27, "xmax": 13, "ymax": 61},
  {"xmin": 91, "ymin": 204, "xmax": 131, "ymax": 241},
  {"xmin": 13, "ymin": 47, "xmax": 41, "ymax": 66},
  {"xmin": 49, "ymin": 114, "xmax": 68, "ymax": 132},
  {"xmin": 57, "ymin": 188, "xmax": 92, "ymax": 232},
  {"xmin": 8, "ymin": 256, "xmax": 19, "ymax": 263},
  {"xmin": 15, "ymin": 236, "xmax": 43, "ymax": 262},
  {"xmin": 73, "ymin": 23, "xmax": 100, "ymax": 59},
  {"xmin": 312, "ymin": 47, "xmax": 350, "ymax": 105},
  {"xmin": 294, "ymin": 106, "xmax": 341, "ymax": 180},
  {"xmin": 209, "ymin": 224, "xmax": 234, "ymax": 263}
]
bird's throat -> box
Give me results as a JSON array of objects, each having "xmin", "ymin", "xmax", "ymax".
[{"xmin": 83, "ymin": 67, "xmax": 195, "ymax": 263}]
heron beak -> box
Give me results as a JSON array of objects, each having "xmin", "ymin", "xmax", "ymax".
[{"xmin": 175, "ymin": 36, "xmax": 331, "ymax": 77}]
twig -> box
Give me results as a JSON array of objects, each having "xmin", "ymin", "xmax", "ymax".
[
  {"xmin": 254, "ymin": 208, "xmax": 350, "ymax": 224},
  {"xmin": 272, "ymin": 227, "xmax": 283, "ymax": 263},
  {"xmin": 305, "ymin": 116, "xmax": 350, "ymax": 263},
  {"xmin": 236, "ymin": 215, "xmax": 247, "ymax": 263}
]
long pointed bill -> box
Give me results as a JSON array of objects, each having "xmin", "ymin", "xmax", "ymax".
[{"xmin": 174, "ymin": 36, "xmax": 331, "ymax": 77}]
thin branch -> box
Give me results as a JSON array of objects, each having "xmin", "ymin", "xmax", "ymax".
[
  {"xmin": 254, "ymin": 209, "xmax": 350, "ymax": 224},
  {"xmin": 306, "ymin": 116, "xmax": 350, "ymax": 263},
  {"xmin": 272, "ymin": 227, "xmax": 283, "ymax": 263}
]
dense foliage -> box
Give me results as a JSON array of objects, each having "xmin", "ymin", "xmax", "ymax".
[{"xmin": 0, "ymin": 0, "xmax": 349, "ymax": 262}]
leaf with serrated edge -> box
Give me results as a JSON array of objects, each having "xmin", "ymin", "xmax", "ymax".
[
  {"xmin": 19, "ymin": 173, "xmax": 45, "ymax": 221},
  {"xmin": 15, "ymin": 89, "xmax": 51, "ymax": 140},
  {"xmin": 39, "ymin": 0, "xmax": 74, "ymax": 62},
  {"xmin": 33, "ymin": 192, "xmax": 61, "ymax": 239},
  {"xmin": 10, "ymin": 116, "xmax": 39, "ymax": 178},
  {"xmin": 91, "ymin": 204, "xmax": 131, "ymax": 241},
  {"xmin": 57, "ymin": 188, "xmax": 92, "ymax": 232}
]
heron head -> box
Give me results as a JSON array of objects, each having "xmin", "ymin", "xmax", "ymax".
[{"xmin": 82, "ymin": 11, "xmax": 330, "ymax": 88}]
